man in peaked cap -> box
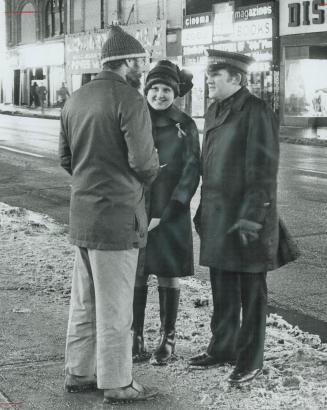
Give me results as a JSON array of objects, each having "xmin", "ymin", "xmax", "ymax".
[
  {"xmin": 60, "ymin": 25, "xmax": 159, "ymax": 403},
  {"xmin": 190, "ymin": 49, "xmax": 295, "ymax": 384}
]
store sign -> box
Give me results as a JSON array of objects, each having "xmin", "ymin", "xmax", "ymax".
[
  {"xmin": 234, "ymin": 19, "xmax": 273, "ymax": 40},
  {"xmin": 66, "ymin": 22, "xmax": 166, "ymax": 73},
  {"xmin": 234, "ymin": 3, "xmax": 273, "ymax": 21},
  {"xmin": 280, "ymin": 0, "xmax": 327, "ymax": 35},
  {"xmin": 214, "ymin": 2, "xmax": 275, "ymax": 71},
  {"xmin": 183, "ymin": 2, "xmax": 275, "ymax": 72},
  {"xmin": 183, "ymin": 12, "xmax": 212, "ymax": 28},
  {"xmin": 213, "ymin": 2, "xmax": 234, "ymax": 41},
  {"xmin": 9, "ymin": 43, "xmax": 65, "ymax": 68},
  {"xmin": 181, "ymin": 26, "xmax": 213, "ymax": 47}
]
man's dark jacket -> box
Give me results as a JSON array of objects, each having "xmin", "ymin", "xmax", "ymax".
[
  {"xmin": 59, "ymin": 71, "xmax": 159, "ymax": 250},
  {"xmin": 195, "ymin": 87, "xmax": 297, "ymax": 272}
]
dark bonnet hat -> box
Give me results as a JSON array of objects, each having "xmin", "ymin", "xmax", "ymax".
[{"xmin": 144, "ymin": 60, "xmax": 193, "ymax": 98}]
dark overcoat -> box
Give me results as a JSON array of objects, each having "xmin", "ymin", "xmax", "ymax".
[
  {"xmin": 194, "ymin": 87, "xmax": 298, "ymax": 273},
  {"xmin": 59, "ymin": 71, "xmax": 159, "ymax": 250},
  {"xmin": 140, "ymin": 104, "xmax": 201, "ymax": 277}
]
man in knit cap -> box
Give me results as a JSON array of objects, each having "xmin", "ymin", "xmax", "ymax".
[{"xmin": 59, "ymin": 25, "xmax": 159, "ymax": 403}]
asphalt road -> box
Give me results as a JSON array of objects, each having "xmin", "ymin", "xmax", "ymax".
[{"xmin": 0, "ymin": 114, "xmax": 326, "ymax": 340}]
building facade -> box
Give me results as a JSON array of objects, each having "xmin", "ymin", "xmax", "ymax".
[
  {"xmin": 181, "ymin": 0, "xmax": 280, "ymax": 117},
  {"xmin": 4, "ymin": 0, "xmax": 184, "ymax": 107},
  {"xmin": 5, "ymin": 0, "xmax": 67, "ymax": 106},
  {"xmin": 279, "ymin": 0, "xmax": 327, "ymax": 138}
]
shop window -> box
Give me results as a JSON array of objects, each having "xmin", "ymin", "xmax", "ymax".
[
  {"xmin": 45, "ymin": 0, "xmax": 65, "ymax": 37},
  {"xmin": 285, "ymin": 47, "xmax": 327, "ymax": 117},
  {"xmin": 19, "ymin": 3, "xmax": 36, "ymax": 43},
  {"xmin": 248, "ymin": 71, "xmax": 274, "ymax": 107}
]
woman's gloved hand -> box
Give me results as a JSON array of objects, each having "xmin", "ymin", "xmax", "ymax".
[{"xmin": 227, "ymin": 219, "xmax": 263, "ymax": 246}]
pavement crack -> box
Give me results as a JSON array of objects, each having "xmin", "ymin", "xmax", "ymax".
[
  {"xmin": 294, "ymin": 231, "xmax": 327, "ymax": 238},
  {"xmin": 0, "ymin": 356, "xmax": 64, "ymax": 369}
]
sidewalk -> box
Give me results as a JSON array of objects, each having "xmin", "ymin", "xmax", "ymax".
[
  {"xmin": 0, "ymin": 103, "xmax": 61, "ymax": 120},
  {"xmin": 1, "ymin": 202, "xmax": 327, "ymax": 409}
]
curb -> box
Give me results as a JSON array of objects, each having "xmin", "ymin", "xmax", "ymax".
[
  {"xmin": 0, "ymin": 110, "xmax": 60, "ymax": 120},
  {"xmin": 2, "ymin": 109, "xmax": 327, "ymax": 148},
  {"xmin": 279, "ymin": 135, "xmax": 327, "ymax": 147}
]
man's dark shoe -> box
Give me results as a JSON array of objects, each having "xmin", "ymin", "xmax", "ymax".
[
  {"xmin": 228, "ymin": 368, "xmax": 262, "ymax": 384},
  {"xmin": 64, "ymin": 374, "xmax": 97, "ymax": 393},
  {"xmin": 189, "ymin": 352, "xmax": 234, "ymax": 367}
]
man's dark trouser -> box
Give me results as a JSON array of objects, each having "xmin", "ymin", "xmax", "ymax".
[{"xmin": 207, "ymin": 269, "xmax": 267, "ymax": 372}]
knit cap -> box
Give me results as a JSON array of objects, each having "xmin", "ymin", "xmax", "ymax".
[
  {"xmin": 101, "ymin": 25, "xmax": 147, "ymax": 65},
  {"xmin": 144, "ymin": 60, "xmax": 193, "ymax": 98}
]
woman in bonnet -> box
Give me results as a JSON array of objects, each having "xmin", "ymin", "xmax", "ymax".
[{"xmin": 132, "ymin": 60, "xmax": 201, "ymax": 365}]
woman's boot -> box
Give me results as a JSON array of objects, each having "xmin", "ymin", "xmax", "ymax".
[
  {"xmin": 152, "ymin": 287, "xmax": 180, "ymax": 365},
  {"xmin": 132, "ymin": 286, "xmax": 151, "ymax": 362}
]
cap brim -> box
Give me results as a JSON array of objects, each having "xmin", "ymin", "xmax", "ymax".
[
  {"xmin": 101, "ymin": 52, "xmax": 147, "ymax": 65},
  {"xmin": 206, "ymin": 62, "xmax": 248, "ymax": 74}
]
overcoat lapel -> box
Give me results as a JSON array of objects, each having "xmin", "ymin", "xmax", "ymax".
[{"xmin": 203, "ymin": 87, "xmax": 252, "ymax": 137}]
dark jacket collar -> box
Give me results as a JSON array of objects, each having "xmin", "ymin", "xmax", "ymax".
[
  {"xmin": 214, "ymin": 86, "xmax": 250, "ymax": 114},
  {"xmin": 149, "ymin": 103, "xmax": 189, "ymax": 127},
  {"xmin": 230, "ymin": 86, "xmax": 251, "ymax": 112},
  {"xmin": 93, "ymin": 70, "xmax": 128, "ymax": 85},
  {"xmin": 204, "ymin": 87, "xmax": 251, "ymax": 134}
]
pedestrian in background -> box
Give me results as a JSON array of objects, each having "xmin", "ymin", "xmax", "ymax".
[
  {"xmin": 30, "ymin": 82, "xmax": 39, "ymax": 108},
  {"xmin": 59, "ymin": 26, "xmax": 159, "ymax": 404},
  {"xmin": 57, "ymin": 82, "xmax": 70, "ymax": 108},
  {"xmin": 190, "ymin": 49, "xmax": 299, "ymax": 384},
  {"xmin": 37, "ymin": 84, "xmax": 47, "ymax": 114},
  {"xmin": 132, "ymin": 60, "xmax": 201, "ymax": 365}
]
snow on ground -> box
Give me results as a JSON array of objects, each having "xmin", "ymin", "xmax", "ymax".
[{"xmin": 1, "ymin": 202, "xmax": 327, "ymax": 409}]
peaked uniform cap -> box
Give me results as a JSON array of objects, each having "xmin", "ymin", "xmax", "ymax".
[
  {"xmin": 206, "ymin": 49, "xmax": 255, "ymax": 73},
  {"xmin": 101, "ymin": 25, "xmax": 146, "ymax": 64}
]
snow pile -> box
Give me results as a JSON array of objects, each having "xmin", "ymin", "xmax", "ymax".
[
  {"xmin": 1, "ymin": 202, "xmax": 327, "ymax": 409},
  {"xmin": 0, "ymin": 203, "xmax": 73, "ymax": 300}
]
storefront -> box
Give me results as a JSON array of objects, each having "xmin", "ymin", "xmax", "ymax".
[
  {"xmin": 7, "ymin": 41, "xmax": 65, "ymax": 107},
  {"xmin": 280, "ymin": 0, "xmax": 327, "ymax": 138},
  {"xmin": 65, "ymin": 21, "xmax": 167, "ymax": 93},
  {"xmin": 182, "ymin": 11, "xmax": 213, "ymax": 118},
  {"xmin": 182, "ymin": 1, "xmax": 279, "ymax": 118}
]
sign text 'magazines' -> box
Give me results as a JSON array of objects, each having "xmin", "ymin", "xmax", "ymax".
[{"xmin": 234, "ymin": 3, "xmax": 273, "ymax": 21}]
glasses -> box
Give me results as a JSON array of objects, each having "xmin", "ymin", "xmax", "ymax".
[{"xmin": 134, "ymin": 57, "xmax": 150, "ymax": 70}]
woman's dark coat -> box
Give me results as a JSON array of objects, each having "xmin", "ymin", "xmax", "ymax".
[
  {"xmin": 140, "ymin": 104, "xmax": 201, "ymax": 277},
  {"xmin": 194, "ymin": 87, "xmax": 298, "ymax": 273}
]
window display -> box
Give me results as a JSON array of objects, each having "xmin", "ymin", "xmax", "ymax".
[{"xmin": 285, "ymin": 59, "xmax": 327, "ymax": 117}]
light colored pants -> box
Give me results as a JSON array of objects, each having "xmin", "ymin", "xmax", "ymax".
[{"xmin": 65, "ymin": 246, "xmax": 139, "ymax": 389}]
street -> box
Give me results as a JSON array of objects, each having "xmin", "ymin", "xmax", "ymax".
[{"xmin": 0, "ymin": 114, "xmax": 326, "ymax": 340}]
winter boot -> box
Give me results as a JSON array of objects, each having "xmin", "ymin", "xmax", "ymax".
[
  {"xmin": 132, "ymin": 286, "xmax": 151, "ymax": 362},
  {"xmin": 152, "ymin": 287, "xmax": 180, "ymax": 365}
]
